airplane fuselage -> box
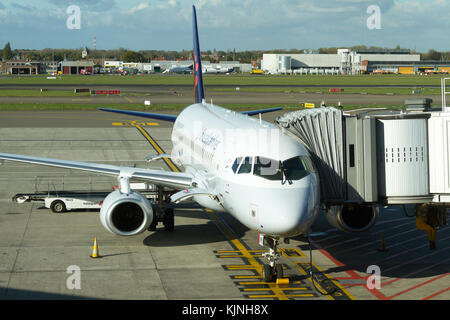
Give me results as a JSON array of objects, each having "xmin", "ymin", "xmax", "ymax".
[{"xmin": 171, "ymin": 103, "xmax": 320, "ymax": 237}]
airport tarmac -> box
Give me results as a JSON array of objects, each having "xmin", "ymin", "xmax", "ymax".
[
  {"xmin": 0, "ymin": 84, "xmax": 442, "ymax": 107},
  {"xmin": 0, "ymin": 90, "xmax": 442, "ymax": 107},
  {"xmin": 0, "ymin": 112, "xmax": 449, "ymax": 300}
]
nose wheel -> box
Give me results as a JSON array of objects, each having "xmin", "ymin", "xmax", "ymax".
[{"xmin": 261, "ymin": 236, "xmax": 283, "ymax": 282}]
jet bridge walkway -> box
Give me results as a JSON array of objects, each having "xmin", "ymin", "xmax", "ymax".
[{"xmin": 275, "ymin": 96, "xmax": 449, "ymax": 236}]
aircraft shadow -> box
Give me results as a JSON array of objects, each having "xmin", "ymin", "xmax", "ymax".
[
  {"xmin": 142, "ymin": 220, "xmax": 246, "ymax": 247},
  {"xmin": 295, "ymin": 210, "xmax": 450, "ymax": 279},
  {"xmin": 0, "ymin": 287, "xmax": 98, "ymax": 300}
]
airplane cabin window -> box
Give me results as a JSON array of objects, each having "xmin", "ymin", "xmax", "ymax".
[{"xmin": 237, "ymin": 156, "xmax": 253, "ymax": 174}]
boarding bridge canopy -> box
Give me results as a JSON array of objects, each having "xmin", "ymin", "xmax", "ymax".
[{"xmin": 276, "ymin": 108, "xmax": 345, "ymax": 203}]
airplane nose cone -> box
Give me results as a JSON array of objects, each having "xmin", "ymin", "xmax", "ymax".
[{"xmin": 259, "ymin": 176, "xmax": 319, "ymax": 237}]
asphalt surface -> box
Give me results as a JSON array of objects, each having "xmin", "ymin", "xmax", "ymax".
[
  {"xmin": 0, "ymin": 82, "xmax": 448, "ymax": 301},
  {"xmin": 0, "ymin": 114, "xmax": 449, "ymax": 301}
]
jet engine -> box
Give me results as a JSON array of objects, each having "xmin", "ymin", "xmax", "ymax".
[
  {"xmin": 325, "ymin": 204, "xmax": 379, "ymax": 233},
  {"xmin": 100, "ymin": 189, "xmax": 153, "ymax": 236}
]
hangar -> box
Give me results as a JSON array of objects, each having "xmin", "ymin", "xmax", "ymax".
[
  {"xmin": 59, "ymin": 61, "xmax": 94, "ymax": 75},
  {"xmin": 1, "ymin": 60, "xmax": 41, "ymax": 75}
]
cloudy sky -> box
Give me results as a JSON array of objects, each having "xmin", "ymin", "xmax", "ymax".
[{"xmin": 0, "ymin": 0, "xmax": 449, "ymax": 52}]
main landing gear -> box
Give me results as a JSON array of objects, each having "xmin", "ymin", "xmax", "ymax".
[
  {"xmin": 148, "ymin": 186, "xmax": 175, "ymax": 232},
  {"xmin": 261, "ymin": 236, "xmax": 283, "ymax": 282}
]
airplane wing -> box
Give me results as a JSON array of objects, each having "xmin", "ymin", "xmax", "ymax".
[
  {"xmin": 99, "ymin": 108, "xmax": 178, "ymax": 122},
  {"xmin": 0, "ymin": 152, "xmax": 192, "ymax": 190},
  {"xmin": 241, "ymin": 107, "xmax": 283, "ymax": 116},
  {"xmin": 99, "ymin": 106, "xmax": 283, "ymax": 122}
]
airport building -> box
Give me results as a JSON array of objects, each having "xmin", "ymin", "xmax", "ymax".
[
  {"xmin": 58, "ymin": 61, "xmax": 94, "ymax": 75},
  {"xmin": 103, "ymin": 60, "xmax": 252, "ymax": 73},
  {"xmin": 0, "ymin": 60, "xmax": 41, "ymax": 75},
  {"xmin": 261, "ymin": 49, "xmax": 429, "ymax": 75}
]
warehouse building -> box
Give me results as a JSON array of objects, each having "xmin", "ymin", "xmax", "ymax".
[
  {"xmin": 364, "ymin": 60, "xmax": 450, "ymax": 74},
  {"xmin": 261, "ymin": 49, "xmax": 422, "ymax": 75}
]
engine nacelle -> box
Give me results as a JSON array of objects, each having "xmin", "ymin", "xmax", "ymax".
[
  {"xmin": 100, "ymin": 189, "xmax": 153, "ymax": 236},
  {"xmin": 325, "ymin": 204, "xmax": 379, "ymax": 233}
]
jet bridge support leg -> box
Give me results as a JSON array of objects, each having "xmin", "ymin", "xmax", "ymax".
[
  {"xmin": 262, "ymin": 236, "xmax": 283, "ymax": 282},
  {"xmin": 414, "ymin": 204, "xmax": 447, "ymax": 250}
]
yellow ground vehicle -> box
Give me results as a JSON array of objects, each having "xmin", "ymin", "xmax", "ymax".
[{"xmin": 251, "ymin": 69, "xmax": 263, "ymax": 75}]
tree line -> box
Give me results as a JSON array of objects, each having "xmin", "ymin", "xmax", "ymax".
[{"xmin": 2, "ymin": 42, "xmax": 449, "ymax": 63}]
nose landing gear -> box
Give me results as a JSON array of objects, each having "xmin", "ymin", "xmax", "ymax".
[{"xmin": 261, "ymin": 236, "xmax": 283, "ymax": 282}]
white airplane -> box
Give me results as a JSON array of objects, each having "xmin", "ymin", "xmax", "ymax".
[
  {"xmin": 163, "ymin": 65, "xmax": 193, "ymax": 74},
  {"xmin": 202, "ymin": 66, "xmax": 234, "ymax": 74},
  {"xmin": 0, "ymin": 6, "xmax": 319, "ymax": 282}
]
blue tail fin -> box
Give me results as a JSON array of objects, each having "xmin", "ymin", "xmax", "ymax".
[{"xmin": 192, "ymin": 5, "xmax": 205, "ymax": 104}]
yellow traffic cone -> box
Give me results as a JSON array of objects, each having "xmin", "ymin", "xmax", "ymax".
[{"xmin": 90, "ymin": 237, "xmax": 100, "ymax": 258}]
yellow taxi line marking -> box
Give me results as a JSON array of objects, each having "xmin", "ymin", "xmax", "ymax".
[
  {"xmin": 208, "ymin": 211, "xmax": 292, "ymax": 300},
  {"xmin": 124, "ymin": 96, "xmax": 134, "ymax": 103},
  {"xmin": 247, "ymin": 295, "xmax": 278, "ymax": 299},
  {"xmin": 225, "ymin": 265, "xmax": 258, "ymax": 270},
  {"xmin": 242, "ymin": 288, "xmax": 274, "ymax": 292},
  {"xmin": 238, "ymin": 281, "xmax": 303, "ymax": 286},
  {"xmin": 243, "ymin": 287, "xmax": 309, "ymax": 292},
  {"xmin": 135, "ymin": 124, "xmax": 179, "ymax": 173},
  {"xmin": 216, "ymin": 250, "xmax": 265, "ymax": 253},
  {"xmin": 247, "ymin": 294, "xmax": 315, "ymax": 299}
]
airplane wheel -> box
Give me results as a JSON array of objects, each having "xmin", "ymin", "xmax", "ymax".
[
  {"xmin": 50, "ymin": 200, "xmax": 66, "ymax": 213},
  {"xmin": 148, "ymin": 217, "xmax": 157, "ymax": 231},
  {"xmin": 262, "ymin": 265, "xmax": 273, "ymax": 282},
  {"xmin": 276, "ymin": 264, "xmax": 283, "ymax": 278},
  {"xmin": 163, "ymin": 208, "xmax": 174, "ymax": 232}
]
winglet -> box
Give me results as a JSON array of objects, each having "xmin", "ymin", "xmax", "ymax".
[{"xmin": 192, "ymin": 5, "xmax": 205, "ymax": 104}]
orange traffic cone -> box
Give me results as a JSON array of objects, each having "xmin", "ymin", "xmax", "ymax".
[
  {"xmin": 378, "ymin": 232, "xmax": 388, "ymax": 252},
  {"xmin": 90, "ymin": 237, "xmax": 100, "ymax": 258}
]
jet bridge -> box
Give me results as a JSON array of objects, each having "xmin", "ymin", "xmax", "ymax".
[{"xmin": 275, "ymin": 97, "xmax": 449, "ymax": 234}]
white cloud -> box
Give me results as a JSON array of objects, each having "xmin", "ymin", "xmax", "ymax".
[
  {"xmin": 0, "ymin": 0, "xmax": 449, "ymax": 51},
  {"xmin": 130, "ymin": 2, "xmax": 150, "ymax": 14}
]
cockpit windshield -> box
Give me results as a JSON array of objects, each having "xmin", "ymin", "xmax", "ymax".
[
  {"xmin": 253, "ymin": 157, "xmax": 282, "ymax": 180},
  {"xmin": 232, "ymin": 155, "xmax": 316, "ymax": 181},
  {"xmin": 281, "ymin": 156, "xmax": 315, "ymax": 181}
]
